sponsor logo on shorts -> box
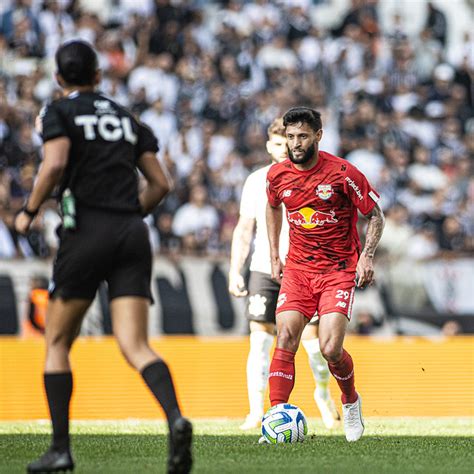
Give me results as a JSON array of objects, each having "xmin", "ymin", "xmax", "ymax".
[
  {"xmin": 287, "ymin": 207, "xmax": 338, "ymax": 229},
  {"xmin": 269, "ymin": 371, "xmax": 294, "ymax": 380},
  {"xmin": 335, "ymin": 301, "xmax": 347, "ymax": 308},
  {"xmin": 248, "ymin": 294, "xmax": 267, "ymax": 317},
  {"xmin": 345, "ymin": 176, "xmax": 363, "ymax": 201},
  {"xmin": 277, "ymin": 293, "xmax": 287, "ymax": 308}
]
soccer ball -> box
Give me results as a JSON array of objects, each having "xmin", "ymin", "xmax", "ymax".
[{"xmin": 261, "ymin": 403, "xmax": 308, "ymax": 444}]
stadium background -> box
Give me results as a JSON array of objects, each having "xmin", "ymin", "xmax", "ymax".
[{"xmin": 0, "ymin": 0, "xmax": 473, "ymax": 421}]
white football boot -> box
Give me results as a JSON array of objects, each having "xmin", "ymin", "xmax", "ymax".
[
  {"xmin": 315, "ymin": 391, "xmax": 341, "ymax": 429},
  {"xmin": 239, "ymin": 414, "xmax": 262, "ymax": 430},
  {"xmin": 342, "ymin": 393, "xmax": 365, "ymax": 442}
]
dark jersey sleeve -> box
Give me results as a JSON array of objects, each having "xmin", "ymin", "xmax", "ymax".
[
  {"xmin": 40, "ymin": 102, "xmax": 69, "ymax": 142},
  {"xmin": 135, "ymin": 121, "xmax": 159, "ymax": 160}
]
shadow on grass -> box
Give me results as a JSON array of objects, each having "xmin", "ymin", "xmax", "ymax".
[{"xmin": 1, "ymin": 434, "xmax": 473, "ymax": 474}]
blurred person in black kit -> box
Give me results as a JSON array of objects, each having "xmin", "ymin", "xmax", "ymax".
[
  {"xmin": 426, "ymin": 2, "xmax": 447, "ymax": 48},
  {"xmin": 14, "ymin": 41, "xmax": 192, "ymax": 474}
]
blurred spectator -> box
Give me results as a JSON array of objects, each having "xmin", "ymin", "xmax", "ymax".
[
  {"xmin": 406, "ymin": 227, "xmax": 439, "ymax": 261},
  {"xmin": 140, "ymin": 97, "xmax": 177, "ymax": 155},
  {"xmin": 38, "ymin": 0, "xmax": 75, "ymax": 58},
  {"xmin": 156, "ymin": 212, "xmax": 181, "ymax": 255},
  {"xmin": 407, "ymin": 145, "xmax": 447, "ymax": 192},
  {"xmin": 24, "ymin": 274, "xmax": 49, "ymax": 335},
  {"xmin": 0, "ymin": 206, "xmax": 17, "ymax": 258},
  {"xmin": 0, "ymin": 0, "xmax": 43, "ymax": 57},
  {"xmin": 379, "ymin": 204, "xmax": 413, "ymax": 258},
  {"xmin": 172, "ymin": 184, "xmax": 219, "ymax": 254},
  {"xmin": 425, "ymin": 2, "xmax": 447, "ymax": 48}
]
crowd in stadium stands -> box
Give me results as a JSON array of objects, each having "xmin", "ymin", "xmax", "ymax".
[{"xmin": 0, "ymin": 0, "xmax": 472, "ymax": 262}]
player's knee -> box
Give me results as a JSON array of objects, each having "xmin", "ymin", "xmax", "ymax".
[
  {"xmin": 117, "ymin": 341, "xmax": 138, "ymax": 367},
  {"xmin": 46, "ymin": 331, "xmax": 74, "ymax": 351},
  {"xmin": 276, "ymin": 327, "xmax": 299, "ymax": 353},
  {"xmin": 320, "ymin": 340, "xmax": 343, "ymax": 363},
  {"xmin": 117, "ymin": 339, "xmax": 151, "ymax": 370}
]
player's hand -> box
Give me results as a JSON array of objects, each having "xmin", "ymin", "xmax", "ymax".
[
  {"xmin": 356, "ymin": 252, "xmax": 375, "ymax": 288},
  {"xmin": 14, "ymin": 211, "xmax": 33, "ymax": 235},
  {"xmin": 228, "ymin": 272, "xmax": 247, "ymax": 297},
  {"xmin": 270, "ymin": 255, "xmax": 284, "ymax": 284}
]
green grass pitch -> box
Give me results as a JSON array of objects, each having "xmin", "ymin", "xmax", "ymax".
[{"xmin": 0, "ymin": 418, "xmax": 472, "ymax": 473}]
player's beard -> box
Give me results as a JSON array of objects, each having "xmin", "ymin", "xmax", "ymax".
[{"xmin": 287, "ymin": 143, "xmax": 315, "ymax": 164}]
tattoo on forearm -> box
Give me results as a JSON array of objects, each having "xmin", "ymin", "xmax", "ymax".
[{"xmin": 363, "ymin": 205, "xmax": 385, "ymax": 257}]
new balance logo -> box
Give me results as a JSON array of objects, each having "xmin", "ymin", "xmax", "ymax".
[
  {"xmin": 269, "ymin": 371, "xmax": 293, "ymax": 380},
  {"xmin": 336, "ymin": 301, "xmax": 347, "ymax": 308},
  {"xmin": 283, "ymin": 189, "xmax": 292, "ymax": 197}
]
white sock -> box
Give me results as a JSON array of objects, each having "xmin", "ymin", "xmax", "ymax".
[
  {"xmin": 302, "ymin": 338, "xmax": 330, "ymax": 400},
  {"xmin": 247, "ymin": 331, "xmax": 274, "ymax": 418}
]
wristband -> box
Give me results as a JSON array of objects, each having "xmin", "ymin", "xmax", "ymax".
[{"xmin": 21, "ymin": 205, "xmax": 39, "ymax": 219}]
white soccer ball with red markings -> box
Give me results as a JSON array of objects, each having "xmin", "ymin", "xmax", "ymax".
[{"xmin": 261, "ymin": 403, "xmax": 308, "ymax": 444}]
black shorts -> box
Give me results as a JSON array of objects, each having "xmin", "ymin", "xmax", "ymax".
[
  {"xmin": 245, "ymin": 271, "xmax": 280, "ymax": 324},
  {"xmin": 245, "ymin": 271, "xmax": 318, "ymax": 325},
  {"xmin": 50, "ymin": 207, "xmax": 152, "ymax": 302}
]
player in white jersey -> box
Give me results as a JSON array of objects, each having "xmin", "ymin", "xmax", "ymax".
[{"xmin": 229, "ymin": 118, "xmax": 340, "ymax": 430}]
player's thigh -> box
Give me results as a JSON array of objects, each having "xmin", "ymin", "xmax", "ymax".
[
  {"xmin": 276, "ymin": 268, "xmax": 318, "ymax": 319},
  {"xmin": 245, "ymin": 271, "xmax": 279, "ymax": 326},
  {"xmin": 45, "ymin": 298, "xmax": 92, "ymax": 348},
  {"xmin": 50, "ymin": 225, "xmax": 105, "ymax": 301},
  {"xmin": 317, "ymin": 312, "xmax": 349, "ymax": 360},
  {"xmin": 111, "ymin": 296, "xmax": 150, "ymax": 347}
]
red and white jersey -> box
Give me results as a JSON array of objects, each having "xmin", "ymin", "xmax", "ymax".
[{"xmin": 266, "ymin": 150, "xmax": 380, "ymax": 273}]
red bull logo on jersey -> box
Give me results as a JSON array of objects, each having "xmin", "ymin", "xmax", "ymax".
[
  {"xmin": 316, "ymin": 184, "xmax": 333, "ymax": 200},
  {"xmin": 287, "ymin": 207, "xmax": 338, "ymax": 229}
]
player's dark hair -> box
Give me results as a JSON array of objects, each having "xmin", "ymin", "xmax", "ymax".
[
  {"xmin": 283, "ymin": 107, "xmax": 322, "ymax": 131},
  {"xmin": 55, "ymin": 40, "xmax": 98, "ymax": 86}
]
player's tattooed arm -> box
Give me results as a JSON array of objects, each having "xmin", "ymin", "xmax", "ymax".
[
  {"xmin": 266, "ymin": 202, "xmax": 284, "ymax": 283},
  {"xmin": 229, "ymin": 216, "xmax": 255, "ymax": 297},
  {"xmin": 356, "ymin": 203, "xmax": 385, "ymax": 288},
  {"xmin": 363, "ymin": 203, "xmax": 385, "ymax": 258}
]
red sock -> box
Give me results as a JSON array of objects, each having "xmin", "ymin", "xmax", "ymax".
[
  {"xmin": 269, "ymin": 348, "xmax": 295, "ymax": 406},
  {"xmin": 328, "ymin": 349, "xmax": 358, "ymax": 404}
]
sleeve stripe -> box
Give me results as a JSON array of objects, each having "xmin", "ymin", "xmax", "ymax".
[{"xmin": 369, "ymin": 190, "xmax": 379, "ymax": 202}]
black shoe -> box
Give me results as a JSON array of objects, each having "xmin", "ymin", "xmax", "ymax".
[
  {"xmin": 27, "ymin": 447, "xmax": 74, "ymax": 473},
  {"xmin": 168, "ymin": 417, "xmax": 193, "ymax": 474}
]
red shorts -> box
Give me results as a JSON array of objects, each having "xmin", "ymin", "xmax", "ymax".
[{"xmin": 276, "ymin": 268, "xmax": 356, "ymax": 320}]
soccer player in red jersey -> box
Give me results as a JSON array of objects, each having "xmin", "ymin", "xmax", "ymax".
[{"xmin": 265, "ymin": 107, "xmax": 385, "ymax": 442}]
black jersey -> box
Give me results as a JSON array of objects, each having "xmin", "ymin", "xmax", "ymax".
[{"xmin": 40, "ymin": 91, "xmax": 158, "ymax": 212}]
